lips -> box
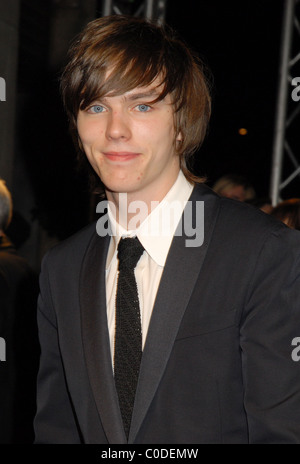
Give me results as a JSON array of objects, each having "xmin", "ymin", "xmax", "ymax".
[{"xmin": 103, "ymin": 152, "xmax": 141, "ymax": 161}]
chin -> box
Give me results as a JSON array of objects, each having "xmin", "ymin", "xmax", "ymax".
[
  {"xmin": 104, "ymin": 182, "xmax": 136, "ymax": 196},
  {"xmin": 104, "ymin": 174, "xmax": 142, "ymax": 192}
]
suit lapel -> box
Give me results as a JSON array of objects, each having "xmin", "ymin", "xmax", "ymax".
[
  {"xmin": 128, "ymin": 185, "xmax": 220, "ymax": 443},
  {"xmin": 79, "ymin": 228, "xmax": 127, "ymax": 444}
]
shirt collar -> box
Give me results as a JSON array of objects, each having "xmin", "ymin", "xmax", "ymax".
[{"xmin": 106, "ymin": 170, "xmax": 194, "ymax": 268}]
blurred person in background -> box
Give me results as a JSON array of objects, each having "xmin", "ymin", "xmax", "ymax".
[
  {"xmin": 246, "ymin": 196, "xmax": 273, "ymax": 215},
  {"xmin": 212, "ymin": 173, "xmax": 256, "ymax": 202},
  {"xmin": 0, "ymin": 179, "xmax": 39, "ymax": 443},
  {"xmin": 271, "ymin": 198, "xmax": 300, "ymax": 230}
]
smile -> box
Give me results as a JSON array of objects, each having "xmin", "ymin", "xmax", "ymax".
[{"xmin": 103, "ymin": 152, "xmax": 141, "ymax": 162}]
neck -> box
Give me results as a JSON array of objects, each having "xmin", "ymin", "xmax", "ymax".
[{"xmin": 106, "ymin": 171, "xmax": 180, "ymax": 230}]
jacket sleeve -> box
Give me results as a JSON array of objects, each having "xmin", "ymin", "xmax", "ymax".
[
  {"xmin": 34, "ymin": 251, "xmax": 82, "ymax": 444},
  {"xmin": 240, "ymin": 225, "xmax": 300, "ymax": 443}
]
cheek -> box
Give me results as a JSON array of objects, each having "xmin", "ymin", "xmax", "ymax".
[
  {"xmin": 77, "ymin": 120, "xmax": 102, "ymax": 145},
  {"xmin": 77, "ymin": 121, "xmax": 87, "ymax": 144},
  {"xmin": 141, "ymin": 122, "xmax": 175, "ymax": 149}
]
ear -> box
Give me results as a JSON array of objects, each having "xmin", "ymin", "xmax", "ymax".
[{"xmin": 176, "ymin": 131, "xmax": 183, "ymax": 142}]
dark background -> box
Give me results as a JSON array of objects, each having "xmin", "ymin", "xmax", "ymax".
[
  {"xmin": 166, "ymin": 0, "xmax": 284, "ymax": 197},
  {"xmin": 15, "ymin": 0, "xmax": 289, "ymax": 246}
]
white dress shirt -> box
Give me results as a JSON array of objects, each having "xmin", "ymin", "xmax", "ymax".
[{"xmin": 105, "ymin": 170, "xmax": 193, "ymax": 365}]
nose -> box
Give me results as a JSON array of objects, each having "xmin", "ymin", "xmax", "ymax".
[{"xmin": 105, "ymin": 110, "xmax": 131, "ymax": 141}]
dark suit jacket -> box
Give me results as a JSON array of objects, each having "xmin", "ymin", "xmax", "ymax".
[
  {"xmin": 0, "ymin": 234, "xmax": 39, "ymax": 444},
  {"xmin": 34, "ymin": 185, "xmax": 300, "ymax": 444}
]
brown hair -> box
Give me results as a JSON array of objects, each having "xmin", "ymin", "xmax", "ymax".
[
  {"xmin": 271, "ymin": 198, "xmax": 300, "ymax": 230},
  {"xmin": 60, "ymin": 14, "xmax": 212, "ymax": 191}
]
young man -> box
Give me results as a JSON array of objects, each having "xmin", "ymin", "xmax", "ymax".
[{"xmin": 34, "ymin": 15, "xmax": 300, "ymax": 444}]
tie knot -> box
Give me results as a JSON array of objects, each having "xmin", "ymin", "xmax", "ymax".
[{"xmin": 117, "ymin": 237, "xmax": 144, "ymax": 271}]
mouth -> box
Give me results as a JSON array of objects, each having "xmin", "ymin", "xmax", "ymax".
[{"xmin": 103, "ymin": 152, "xmax": 141, "ymax": 162}]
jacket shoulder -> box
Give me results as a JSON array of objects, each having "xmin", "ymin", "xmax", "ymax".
[
  {"xmin": 194, "ymin": 183, "xmax": 286, "ymax": 236},
  {"xmin": 41, "ymin": 221, "xmax": 98, "ymax": 268}
]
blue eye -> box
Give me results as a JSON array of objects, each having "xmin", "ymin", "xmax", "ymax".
[
  {"xmin": 89, "ymin": 105, "xmax": 105, "ymax": 113},
  {"xmin": 137, "ymin": 104, "xmax": 150, "ymax": 112}
]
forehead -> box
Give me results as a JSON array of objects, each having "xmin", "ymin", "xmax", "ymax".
[
  {"xmin": 104, "ymin": 71, "xmax": 164, "ymax": 96},
  {"xmin": 105, "ymin": 84, "xmax": 168, "ymax": 101},
  {"xmin": 79, "ymin": 69, "xmax": 172, "ymax": 111},
  {"xmin": 99, "ymin": 76, "xmax": 173, "ymax": 107}
]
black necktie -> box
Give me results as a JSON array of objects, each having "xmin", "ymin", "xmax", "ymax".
[{"xmin": 114, "ymin": 236, "xmax": 144, "ymax": 439}]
